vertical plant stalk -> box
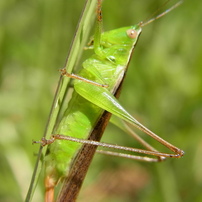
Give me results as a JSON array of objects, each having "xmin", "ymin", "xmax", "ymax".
[{"xmin": 25, "ymin": 0, "xmax": 97, "ymax": 201}]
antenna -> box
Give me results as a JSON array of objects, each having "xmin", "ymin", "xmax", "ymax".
[{"xmin": 139, "ymin": 0, "xmax": 183, "ymax": 27}]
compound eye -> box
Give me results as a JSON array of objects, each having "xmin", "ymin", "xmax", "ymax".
[{"xmin": 126, "ymin": 29, "xmax": 138, "ymax": 39}]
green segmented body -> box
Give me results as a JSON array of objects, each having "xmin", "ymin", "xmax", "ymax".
[{"xmin": 45, "ymin": 25, "xmax": 142, "ymax": 184}]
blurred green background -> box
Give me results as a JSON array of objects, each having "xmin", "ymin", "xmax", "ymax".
[{"xmin": 0, "ymin": 0, "xmax": 202, "ymax": 201}]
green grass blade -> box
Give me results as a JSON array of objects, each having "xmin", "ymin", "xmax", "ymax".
[{"xmin": 25, "ymin": 0, "xmax": 97, "ymax": 201}]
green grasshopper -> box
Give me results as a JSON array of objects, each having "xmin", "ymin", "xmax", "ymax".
[{"xmin": 34, "ymin": 0, "xmax": 184, "ymax": 201}]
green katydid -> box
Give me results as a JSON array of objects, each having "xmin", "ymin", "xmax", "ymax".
[{"xmin": 33, "ymin": 0, "xmax": 184, "ymax": 201}]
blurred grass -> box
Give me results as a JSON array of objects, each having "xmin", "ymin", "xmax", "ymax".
[{"xmin": 0, "ymin": 0, "xmax": 202, "ymax": 202}]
